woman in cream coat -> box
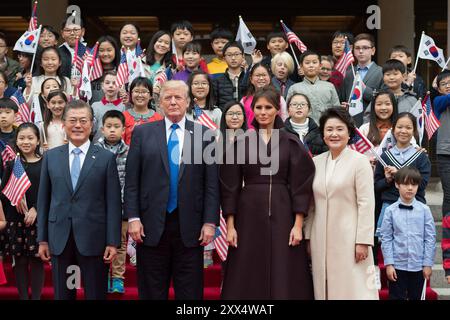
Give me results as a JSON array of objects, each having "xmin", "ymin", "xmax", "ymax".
[{"xmin": 305, "ymin": 107, "xmax": 379, "ymax": 300}]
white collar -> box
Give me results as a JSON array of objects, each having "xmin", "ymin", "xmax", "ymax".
[
  {"xmin": 165, "ymin": 116, "xmax": 186, "ymax": 131},
  {"xmin": 68, "ymin": 140, "xmax": 91, "ymax": 154}
]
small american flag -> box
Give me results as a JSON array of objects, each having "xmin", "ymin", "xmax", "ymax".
[
  {"xmin": 0, "ymin": 139, "xmax": 15, "ymax": 169},
  {"xmin": 214, "ymin": 213, "xmax": 228, "ymax": 261},
  {"xmin": 28, "ymin": 1, "xmax": 38, "ymax": 31},
  {"xmin": 116, "ymin": 49, "xmax": 129, "ymax": 87},
  {"xmin": 154, "ymin": 69, "xmax": 168, "ymax": 85},
  {"xmin": 90, "ymin": 57, "xmax": 103, "ymax": 81},
  {"xmin": 73, "ymin": 39, "xmax": 87, "ymax": 75},
  {"xmin": 135, "ymin": 40, "xmax": 145, "ymax": 59},
  {"xmin": 422, "ymin": 94, "xmax": 440, "ymax": 139},
  {"xmin": 11, "ymin": 89, "xmax": 30, "ymax": 124},
  {"xmin": 280, "ymin": 21, "xmax": 307, "ymax": 53},
  {"xmin": 2, "ymin": 156, "xmax": 31, "ymax": 207},
  {"xmin": 334, "ymin": 38, "xmax": 355, "ymax": 76},
  {"xmin": 349, "ymin": 128, "xmax": 373, "ymax": 154},
  {"xmin": 193, "ymin": 106, "xmax": 217, "ymax": 129}
]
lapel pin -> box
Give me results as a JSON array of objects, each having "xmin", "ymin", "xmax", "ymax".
[
  {"xmin": 189, "ymin": 130, "xmax": 193, "ymax": 134},
  {"xmin": 92, "ymin": 156, "xmax": 96, "ymax": 159}
]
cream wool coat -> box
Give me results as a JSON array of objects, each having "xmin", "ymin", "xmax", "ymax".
[{"xmin": 305, "ymin": 148, "xmax": 379, "ymax": 300}]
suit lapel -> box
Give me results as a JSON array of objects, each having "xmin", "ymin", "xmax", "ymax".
[
  {"xmin": 363, "ymin": 63, "xmax": 377, "ymax": 84},
  {"xmin": 73, "ymin": 145, "xmax": 98, "ymax": 194},
  {"xmin": 179, "ymin": 120, "xmax": 194, "ymax": 182},
  {"xmin": 60, "ymin": 144, "xmax": 73, "ymax": 193},
  {"xmin": 157, "ymin": 120, "xmax": 170, "ymax": 176}
]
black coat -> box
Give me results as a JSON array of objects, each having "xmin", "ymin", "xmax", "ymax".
[
  {"xmin": 58, "ymin": 45, "xmax": 73, "ymax": 78},
  {"xmin": 212, "ymin": 69, "xmax": 247, "ymax": 110},
  {"xmin": 283, "ymin": 117, "xmax": 328, "ymax": 156}
]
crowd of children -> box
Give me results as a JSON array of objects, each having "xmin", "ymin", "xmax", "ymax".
[{"xmin": 0, "ymin": 12, "xmax": 448, "ymax": 300}]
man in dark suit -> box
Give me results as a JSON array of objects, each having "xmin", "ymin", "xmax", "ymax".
[
  {"xmin": 339, "ymin": 33, "xmax": 383, "ymax": 127},
  {"xmin": 37, "ymin": 100, "xmax": 122, "ymax": 300},
  {"xmin": 125, "ymin": 80, "xmax": 220, "ymax": 300}
]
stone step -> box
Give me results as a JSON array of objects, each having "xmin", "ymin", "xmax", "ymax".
[
  {"xmin": 433, "ymin": 288, "xmax": 450, "ymax": 300},
  {"xmin": 431, "ymin": 264, "xmax": 450, "ymax": 289},
  {"xmin": 435, "ymin": 243, "xmax": 443, "ymax": 265},
  {"xmin": 436, "ymin": 222, "xmax": 442, "ymax": 242}
]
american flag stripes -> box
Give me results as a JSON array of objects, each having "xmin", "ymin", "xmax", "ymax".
[
  {"xmin": 422, "ymin": 94, "xmax": 440, "ymax": 139},
  {"xmin": 0, "ymin": 139, "xmax": 15, "ymax": 169},
  {"xmin": 90, "ymin": 56, "xmax": 103, "ymax": 81},
  {"xmin": 116, "ymin": 49, "xmax": 129, "ymax": 87},
  {"xmin": 28, "ymin": 1, "xmax": 38, "ymax": 31},
  {"xmin": 349, "ymin": 128, "xmax": 374, "ymax": 154},
  {"xmin": 280, "ymin": 21, "xmax": 307, "ymax": 53},
  {"xmin": 11, "ymin": 89, "xmax": 31, "ymax": 124},
  {"xmin": 193, "ymin": 106, "xmax": 217, "ymax": 130},
  {"xmin": 334, "ymin": 38, "xmax": 355, "ymax": 76},
  {"xmin": 2, "ymin": 156, "xmax": 31, "ymax": 207},
  {"xmin": 73, "ymin": 39, "xmax": 87, "ymax": 75},
  {"xmin": 214, "ymin": 214, "xmax": 228, "ymax": 261}
]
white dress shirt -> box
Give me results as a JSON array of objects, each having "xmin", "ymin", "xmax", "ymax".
[
  {"xmin": 69, "ymin": 140, "xmax": 91, "ymax": 172},
  {"xmin": 164, "ymin": 116, "xmax": 186, "ymax": 165}
]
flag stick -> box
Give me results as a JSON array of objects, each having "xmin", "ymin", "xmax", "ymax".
[
  {"xmin": 40, "ymin": 121, "xmax": 47, "ymax": 145},
  {"xmin": 29, "ymin": 25, "xmax": 42, "ymax": 76},
  {"xmin": 441, "ymin": 56, "xmax": 450, "ymax": 71},
  {"xmin": 280, "ymin": 20, "xmax": 301, "ymax": 68},
  {"xmin": 413, "ymin": 31, "xmax": 425, "ymax": 74}
]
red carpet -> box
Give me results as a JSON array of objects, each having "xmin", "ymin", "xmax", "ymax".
[{"xmin": 0, "ymin": 249, "xmax": 438, "ymax": 300}]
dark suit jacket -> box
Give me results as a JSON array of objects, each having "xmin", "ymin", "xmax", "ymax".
[
  {"xmin": 339, "ymin": 62, "xmax": 383, "ymax": 126},
  {"xmin": 58, "ymin": 44, "xmax": 73, "ymax": 79},
  {"xmin": 37, "ymin": 143, "xmax": 122, "ymax": 256},
  {"xmin": 124, "ymin": 119, "xmax": 220, "ymax": 248}
]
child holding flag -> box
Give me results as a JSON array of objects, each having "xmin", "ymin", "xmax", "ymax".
[{"xmin": 0, "ymin": 123, "xmax": 44, "ymax": 299}]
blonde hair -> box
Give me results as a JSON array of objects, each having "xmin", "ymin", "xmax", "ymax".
[
  {"xmin": 271, "ymin": 52, "xmax": 295, "ymax": 75},
  {"xmin": 159, "ymin": 80, "xmax": 190, "ymax": 104}
]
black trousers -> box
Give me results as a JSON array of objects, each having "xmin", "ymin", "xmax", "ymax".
[
  {"xmin": 136, "ymin": 210, "xmax": 204, "ymax": 300},
  {"xmin": 51, "ymin": 229, "xmax": 109, "ymax": 300},
  {"xmin": 437, "ymin": 154, "xmax": 450, "ymax": 217},
  {"xmin": 388, "ymin": 269, "xmax": 424, "ymax": 300}
]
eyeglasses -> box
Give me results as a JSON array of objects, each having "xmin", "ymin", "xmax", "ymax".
[
  {"xmin": 289, "ymin": 102, "xmax": 309, "ymax": 109},
  {"xmin": 66, "ymin": 118, "xmax": 90, "ymax": 126},
  {"xmin": 320, "ymin": 67, "xmax": 332, "ymax": 72},
  {"xmin": 192, "ymin": 82, "xmax": 209, "ymax": 88},
  {"xmin": 225, "ymin": 112, "xmax": 244, "ymax": 118},
  {"xmin": 63, "ymin": 28, "xmax": 82, "ymax": 34},
  {"xmin": 253, "ymin": 74, "xmax": 269, "ymax": 79},
  {"xmin": 332, "ymin": 40, "xmax": 346, "ymax": 46},
  {"xmin": 132, "ymin": 90, "xmax": 150, "ymax": 96},
  {"xmin": 439, "ymin": 81, "xmax": 450, "ymax": 87},
  {"xmin": 354, "ymin": 46, "xmax": 373, "ymax": 51},
  {"xmin": 0, "ymin": 80, "xmax": 5, "ymax": 84},
  {"xmin": 225, "ymin": 52, "xmax": 243, "ymax": 58}
]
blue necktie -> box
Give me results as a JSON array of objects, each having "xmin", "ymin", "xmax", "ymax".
[
  {"xmin": 71, "ymin": 147, "xmax": 82, "ymax": 189},
  {"xmin": 167, "ymin": 123, "xmax": 179, "ymax": 213}
]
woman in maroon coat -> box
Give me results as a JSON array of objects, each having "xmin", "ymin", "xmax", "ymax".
[{"xmin": 219, "ymin": 86, "xmax": 315, "ymax": 299}]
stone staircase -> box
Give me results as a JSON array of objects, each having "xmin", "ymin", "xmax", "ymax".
[{"xmin": 426, "ymin": 178, "xmax": 450, "ymax": 300}]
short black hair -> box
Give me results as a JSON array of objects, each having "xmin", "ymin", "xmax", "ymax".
[
  {"xmin": 389, "ymin": 45, "xmax": 412, "ymax": 58},
  {"xmin": 382, "ymin": 59, "xmax": 406, "ymax": 74},
  {"xmin": 41, "ymin": 25, "xmax": 60, "ymax": 40},
  {"xmin": 61, "ymin": 15, "xmax": 84, "ymax": 28},
  {"xmin": 332, "ymin": 31, "xmax": 354, "ymax": 45},
  {"xmin": 182, "ymin": 41, "xmax": 202, "ymax": 55},
  {"xmin": 394, "ymin": 166, "xmax": 422, "ymax": 185},
  {"xmin": 436, "ymin": 70, "xmax": 450, "ymax": 87},
  {"xmin": 319, "ymin": 107, "xmax": 356, "ymax": 143},
  {"xmin": 223, "ymin": 41, "xmax": 244, "ymax": 55},
  {"xmin": 210, "ymin": 28, "xmax": 233, "ymax": 42},
  {"xmin": 266, "ymin": 31, "xmax": 287, "ymax": 43},
  {"xmin": 299, "ymin": 50, "xmax": 320, "ymax": 64},
  {"xmin": 170, "ymin": 20, "xmax": 194, "ymax": 35},
  {"xmin": 102, "ymin": 110, "xmax": 125, "ymax": 126},
  {"xmin": 0, "ymin": 97, "xmax": 18, "ymax": 113},
  {"xmin": 0, "ymin": 32, "xmax": 7, "ymax": 45}
]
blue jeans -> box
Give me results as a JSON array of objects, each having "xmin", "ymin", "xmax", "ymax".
[{"xmin": 437, "ymin": 154, "xmax": 450, "ymax": 217}]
